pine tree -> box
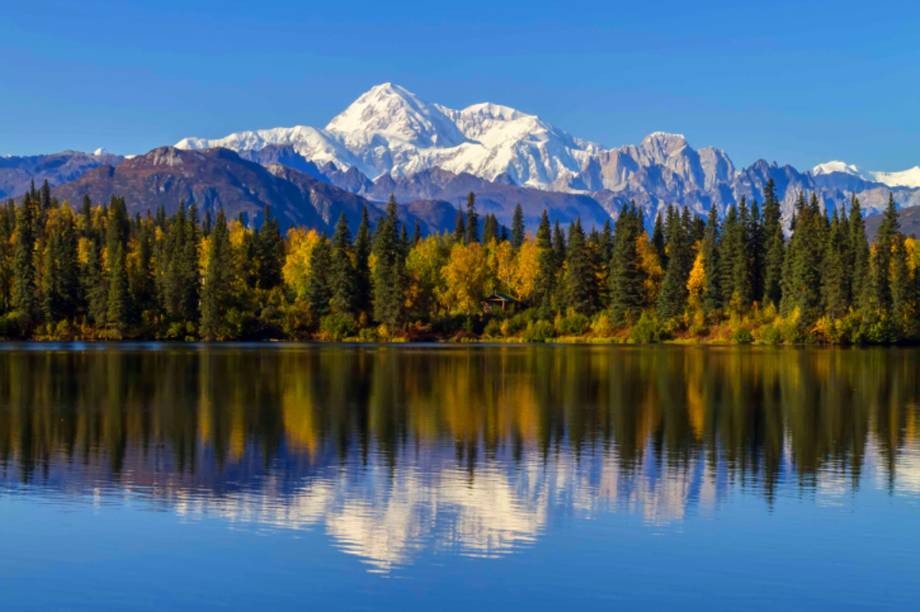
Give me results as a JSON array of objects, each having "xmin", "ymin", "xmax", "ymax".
[
  {"xmin": 12, "ymin": 196, "xmax": 37, "ymax": 327},
  {"xmin": 761, "ymin": 179, "xmax": 785, "ymax": 307},
  {"xmin": 609, "ymin": 205, "xmax": 646, "ymax": 325},
  {"xmin": 652, "ymin": 212, "xmax": 666, "ymax": 267},
  {"xmin": 453, "ymin": 207, "xmax": 466, "ymax": 243},
  {"xmin": 511, "ymin": 204, "xmax": 525, "ymax": 248},
  {"xmin": 329, "ymin": 213, "xmax": 357, "ymax": 317},
  {"xmin": 106, "ymin": 242, "xmax": 129, "ymax": 335},
  {"xmin": 200, "ymin": 210, "xmax": 233, "ymax": 340},
  {"xmin": 84, "ymin": 237, "xmax": 108, "ymax": 327},
  {"xmin": 256, "ymin": 206, "xmax": 284, "ymax": 290},
  {"xmin": 465, "ymin": 192, "xmax": 478, "ymax": 244},
  {"xmin": 564, "ymin": 219, "xmax": 597, "ymax": 315},
  {"xmin": 701, "ymin": 207, "xmax": 721, "ymax": 318},
  {"xmin": 781, "ymin": 193, "xmax": 823, "ymax": 323},
  {"xmin": 552, "ymin": 221, "xmax": 566, "ymax": 270},
  {"xmin": 867, "ymin": 194, "xmax": 898, "ymax": 312},
  {"xmin": 354, "ymin": 206, "xmax": 372, "ymax": 318},
  {"xmin": 533, "ymin": 210, "xmax": 556, "ymax": 317},
  {"xmin": 372, "ymin": 197, "xmax": 407, "ymax": 331},
  {"xmin": 657, "ymin": 207, "xmax": 693, "ymax": 320},
  {"xmin": 848, "ymin": 196, "xmax": 869, "ymax": 307},
  {"xmin": 306, "ymin": 238, "xmax": 332, "ymax": 321},
  {"xmin": 821, "ymin": 211, "xmax": 848, "ymax": 319}
]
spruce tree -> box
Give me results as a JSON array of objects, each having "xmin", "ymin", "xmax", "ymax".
[
  {"xmin": 453, "ymin": 207, "xmax": 466, "ymax": 243},
  {"xmin": 609, "ymin": 205, "xmax": 646, "ymax": 324},
  {"xmin": 106, "ymin": 242, "xmax": 129, "ymax": 335},
  {"xmin": 867, "ymin": 194, "xmax": 898, "ymax": 312},
  {"xmin": 465, "ymin": 192, "xmax": 478, "ymax": 244},
  {"xmin": 564, "ymin": 219, "xmax": 597, "ymax": 316},
  {"xmin": 256, "ymin": 206, "xmax": 284, "ymax": 289},
  {"xmin": 761, "ymin": 179, "xmax": 785, "ymax": 307},
  {"xmin": 701, "ymin": 207, "xmax": 721, "ymax": 319},
  {"xmin": 12, "ymin": 197, "xmax": 37, "ymax": 327},
  {"xmin": 821, "ymin": 211, "xmax": 848, "ymax": 319},
  {"xmin": 306, "ymin": 238, "xmax": 332, "ymax": 321},
  {"xmin": 848, "ymin": 196, "xmax": 869, "ymax": 308},
  {"xmin": 511, "ymin": 204, "xmax": 525, "ymax": 249},
  {"xmin": 353, "ymin": 207, "xmax": 372, "ymax": 317},
  {"xmin": 329, "ymin": 213, "xmax": 357, "ymax": 317},
  {"xmin": 533, "ymin": 210, "xmax": 556, "ymax": 317},
  {"xmin": 372, "ymin": 197, "xmax": 407, "ymax": 331},
  {"xmin": 200, "ymin": 210, "xmax": 233, "ymax": 340},
  {"xmin": 657, "ymin": 207, "xmax": 693, "ymax": 320}
]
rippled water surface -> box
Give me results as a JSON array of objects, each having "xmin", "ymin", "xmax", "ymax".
[{"xmin": 1, "ymin": 344, "xmax": 919, "ymax": 610}]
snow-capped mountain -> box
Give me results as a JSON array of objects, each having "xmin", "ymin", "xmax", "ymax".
[
  {"xmin": 812, "ymin": 160, "xmax": 920, "ymax": 189},
  {"xmin": 177, "ymin": 82, "xmax": 604, "ymax": 191}
]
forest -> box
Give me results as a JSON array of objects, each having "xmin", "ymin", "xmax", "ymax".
[{"xmin": 0, "ymin": 178, "xmax": 916, "ymax": 344}]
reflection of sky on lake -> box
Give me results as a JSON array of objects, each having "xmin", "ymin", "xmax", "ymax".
[{"xmin": 1, "ymin": 345, "xmax": 919, "ymax": 610}]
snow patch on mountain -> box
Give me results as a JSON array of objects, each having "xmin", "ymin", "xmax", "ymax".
[{"xmin": 812, "ymin": 160, "xmax": 920, "ymax": 188}]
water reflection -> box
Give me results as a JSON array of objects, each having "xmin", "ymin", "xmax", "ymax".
[{"xmin": 0, "ymin": 345, "xmax": 918, "ymax": 572}]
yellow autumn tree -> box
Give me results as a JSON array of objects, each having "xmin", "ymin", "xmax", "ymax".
[
  {"xmin": 686, "ymin": 249, "xmax": 706, "ymax": 328},
  {"xmin": 439, "ymin": 241, "xmax": 489, "ymax": 314},
  {"xmin": 282, "ymin": 227, "xmax": 322, "ymax": 302},
  {"xmin": 405, "ymin": 235, "xmax": 449, "ymax": 319},
  {"xmin": 636, "ymin": 232, "xmax": 663, "ymax": 303},
  {"xmin": 489, "ymin": 239, "xmax": 515, "ymax": 295},
  {"xmin": 511, "ymin": 238, "xmax": 540, "ymax": 301}
]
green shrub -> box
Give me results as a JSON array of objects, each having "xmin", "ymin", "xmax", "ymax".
[
  {"xmin": 523, "ymin": 320, "xmax": 555, "ymax": 343},
  {"xmin": 483, "ymin": 317, "xmax": 502, "ymax": 338},
  {"xmin": 556, "ymin": 310, "xmax": 590, "ymax": 336},
  {"xmin": 731, "ymin": 326, "xmax": 753, "ymax": 344},
  {"xmin": 629, "ymin": 312, "xmax": 663, "ymax": 344},
  {"xmin": 320, "ymin": 313, "xmax": 356, "ymax": 341}
]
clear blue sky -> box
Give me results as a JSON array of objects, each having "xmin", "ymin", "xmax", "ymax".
[{"xmin": 3, "ymin": 0, "xmax": 918, "ymax": 170}]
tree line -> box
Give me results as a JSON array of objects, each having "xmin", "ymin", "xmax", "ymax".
[{"xmin": 0, "ymin": 180, "xmax": 916, "ymax": 343}]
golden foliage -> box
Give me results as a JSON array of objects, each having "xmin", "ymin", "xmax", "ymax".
[{"xmin": 282, "ymin": 227, "xmax": 322, "ymax": 301}]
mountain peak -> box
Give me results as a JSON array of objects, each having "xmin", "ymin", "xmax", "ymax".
[{"xmin": 325, "ymin": 83, "xmax": 466, "ymax": 149}]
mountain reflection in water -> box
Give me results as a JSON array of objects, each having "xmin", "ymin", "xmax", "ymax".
[{"xmin": 1, "ymin": 345, "xmax": 918, "ymax": 572}]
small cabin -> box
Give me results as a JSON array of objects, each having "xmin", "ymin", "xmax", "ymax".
[{"xmin": 481, "ymin": 292, "xmax": 519, "ymax": 313}]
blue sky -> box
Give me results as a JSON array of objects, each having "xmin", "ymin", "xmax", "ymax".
[{"xmin": 3, "ymin": 0, "xmax": 918, "ymax": 170}]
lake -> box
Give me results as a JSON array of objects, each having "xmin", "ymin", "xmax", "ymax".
[{"xmin": 0, "ymin": 344, "xmax": 918, "ymax": 610}]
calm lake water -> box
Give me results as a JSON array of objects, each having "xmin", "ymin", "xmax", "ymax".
[{"xmin": 1, "ymin": 344, "xmax": 919, "ymax": 610}]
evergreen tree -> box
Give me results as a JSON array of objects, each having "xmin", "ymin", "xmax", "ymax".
[
  {"xmin": 255, "ymin": 206, "xmax": 284, "ymax": 289},
  {"xmin": 372, "ymin": 197, "xmax": 407, "ymax": 331},
  {"xmin": 453, "ymin": 207, "xmax": 466, "ymax": 243},
  {"xmin": 12, "ymin": 197, "xmax": 37, "ymax": 326},
  {"xmin": 552, "ymin": 221, "xmax": 566, "ymax": 269},
  {"xmin": 306, "ymin": 237, "xmax": 332, "ymax": 321},
  {"xmin": 564, "ymin": 219, "xmax": 597, "ymax": 315},
  {"xmin": 200, "ymin": 210, "xmax": 233, "ymax": 340},
  {"xmin": 701, "ymin": 207, "xmax": 721, "ymax": 318},
  {"xmin": 511, "ymin": 204, "xmax": 525, "ymax": 248},
  {"xmin": 848, "ymin": 196, "xmax": 869, "ymax": 307},
  {"xmin": 329, "ymin": 213, "xmax": 357, "ymax": 317},
  {"xmin": 609, "ymin": 205, "xmax": 646, "ymax": 324},
  {"xmin": 353, "ymin": 206, "xmax": 373, "ymax": 317},
  {"xmin": 465, "ymin": 192, "xmax": 479, "ymax": 244},
  {"xmin": 657, "ymin": 207, "xmax": 693, "ymax": 320},
  {"xmin": 761, "ymin": 179, "xmax": 785, "ymax": 307},
  {"xmin": 533, "ymin": 210, "xmax": 556, "ymax": 317},
  {"xmin": 652, "ymin": 212, "xmax": 666, "ymax": 267},
  {"xmin": 106, "ymin": 242, "xmax": 129, "ymax": 335},
  {"xmin": 781, "ymin": 193, "xmax": 823, "ymax": 323},
  {"xmin": 821, "ymin": 211, "xmax": 848, "ymax": 319},
  {"xmin": 867, "ymin": 194, "xmax": 898, "ymax": 312}
]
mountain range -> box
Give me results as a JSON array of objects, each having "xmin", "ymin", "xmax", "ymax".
[{"xmin": 4, "ymin": 82, "xmax": 920, "ymax": 234}]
